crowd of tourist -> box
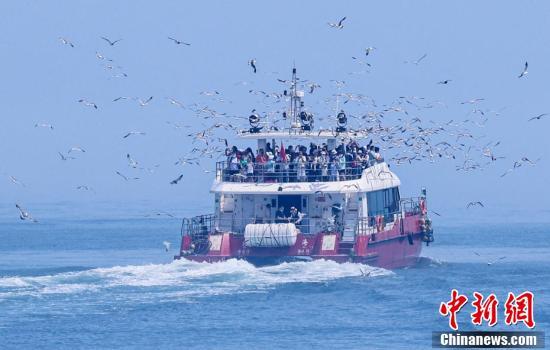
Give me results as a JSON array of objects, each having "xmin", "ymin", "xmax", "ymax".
[{"xmin": 223, "ymin": 139, "xmax": 384, "ymax": 182}]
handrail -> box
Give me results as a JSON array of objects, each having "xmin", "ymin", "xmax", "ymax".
[
  {"xmin": 181, "ymin": 197, "xmax": 422, "ymax": 238},
  {"xmin": 215, "ymin": 160, "xmax": 382, "ymax": 183}
]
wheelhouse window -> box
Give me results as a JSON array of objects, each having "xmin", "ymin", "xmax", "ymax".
[{"xmin": 367, "ymin": 187, "xmax": 400, "ymax": 219}]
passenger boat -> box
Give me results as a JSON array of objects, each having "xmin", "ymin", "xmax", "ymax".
[{"xmin": 175, "ymin": 68, "xmax": 434, "ymax": 269}]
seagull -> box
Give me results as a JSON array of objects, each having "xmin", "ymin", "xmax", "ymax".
[
  {"xmin": 528, "ymin": 113, "xmax": 547, "ymax": 122},
  {"xmin": 15, "ymin": 204, "xmax": 37, "ymax": 222},
  {"xmin": 58, "ymin": 152, "xmax": 75, "ymax": 161},
  {"xmin": 113, "ymin": 96, "xmax": 130, "ymax": 102},
  {"xmin": 365, "ymin": 47, "xmax": 376, "ymax": 56},
  {"xmin": 135, "ymin": 96, "xmax": 153, "ymax": 106},
  {"xmin": 34, "ymin": 123, "xmax": 54, "ymax": 130},
  {"xmin": 430, "ymin": 210, "xmax": 442, "ymax": 217},
  {"xmin": 466, "ymin": 201, "xmax": 484, "ymax": 208},
  {"xmin": 123, "ymin": 131, "xmax": 146, "ymax": 139},
  {"xmin": 170, "ymin": 174, "xmax": 183, "ymax": 185},
  {"xmin": 68, "ymin": 146, "xmax": 86, "ymax": 154},
  {"xmin": 249, "ymin": 59, "xmax": 257, "ymax": 73},
  {"xmin": 168, "ymin": 37, "xmax": 190, "ymax": 45},
  {"xmin": 58, "ymin": 37, "xmax": 74, "ymax": 47},
  {"xmin": 359, "ymin": 268, "xmax": 372, "ymax": 277},
  {"xmin": 101, "ymin": 36, "xmax": 122, "ymax": 46},
  {"xmin": 437, "ymin": 80, "xmax": 452, "ymax": 85},
  {"xmin": 163, "ymin": 241, "xmax": 171, "ymax": 252},
  {"xmin": 9, "ymin": 175, "xmax": 25, "ymax": 187},
  {"xmin": 116, "ymin": 171, "xmax": 139, "ymax": 181},
  {"xmin": 77, "ymin": 99, "xmax": 98, "ymax": 109},
  {"xmin": 126, "ymin": 154, "xmax": 138, "ymax": 168},
  {"xmin": 405, "ymin": 53, "xmax": 427, "ymax": 65},
  {"xmin": 143, "ymin": 211, "xmax": 176, "ymax": 218},
  {"xmin": 518, "ymin": 61, "xmax": 528, "ymax": 78},
  {"xmin": 327, "ymin": 16, "xmax": 346, "ymax": 29},
  {"xmin": 473, "ymin": 252, "xmax": 506, "ymax": 266},
  {"xmin": 487, "ymin": 256, "xmax": 506, "ymax": 266},
  {"xmin": 521, "ymin": 157, "xmax": 539, "ymax": 165},
  {"xmin": 166, "ymin": 97, "xmax": 185, "ymax": 108},
  {"xmin": 76, "ymin": 185, "xmax": 95, "ymax": 193}
]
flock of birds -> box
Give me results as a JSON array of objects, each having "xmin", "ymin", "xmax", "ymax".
[{"xmin": 4, "ymin": 16, "xmax": 546, "ymax": 257}]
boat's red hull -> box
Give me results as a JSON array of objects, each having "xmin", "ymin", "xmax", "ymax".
[{"xmin": 176, "ymin": 214, "xmax": 430, "ymax": 269}]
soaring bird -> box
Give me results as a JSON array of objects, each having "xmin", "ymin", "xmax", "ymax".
[
  {"xmin": 135, "ymin": 96, "xmax": 153, "ymax": 106},
  {"xmin": 528, "ymin": 113, "xmax": 547, "ymax": 122},
  {"xmin": 170, "ymin": 174, "xmax": 184, "ymax": 185},
  {"xmin": 167, "ymin": 97, "xmax": 185, "ymax": 108},
  {"xmin": 58, "ymin": 152, "xmax": 75, "ymax": 161},
  {"xmin": 35, "ymin": 123, "xmax": 54, "ymax": 130},
  {"xmin": 437, "ymin": 80, "xmax": 452, "ymax": 85},
  {"xmin": 123, "ymin": 131, "xmax": 146, "ymax": 139},
  {"xmin": 328, "ymin": 17, "xmax": 346, "ymax": 29},
  {"xmin": 59, "ymin": 37, "xmax": 74, "ymax": 47},
  {"xmin": 76, "ymin": 185, "xmax": 95, "ymax": 193},
  {"xmin": 518, "ymin": 61, "xmax": 528, "ymax": 78},
  {"xmin": 365, "ymin": 47, "xmax": 376, "ymax": 56},
  {"xmin": 68, "ymin": 146, "xmax": 86, "ymax": 154},
  {"xmin": 101, "ymin": 36, "xmax": 122, "ymax": 46},
  {"xmin": 116, "ymin": 171, "xmax": 139, "ymax": 181},
  {"xmin": 466, "ymin": 201, "xmax": 484, "ymax": 208},
  {"xmin": 15, "ymin": 204, "xmax": 37, "ymax": 222},
  {"xmin": 163, "ymin": 241, "xmax": 171, "ymax": 252},
  {"xmin": 126, "ymin": 154, "xmax": 138, "ymax": 168},
  {"xmin": 9, "ymin": 176, "xmax": 25, "ymax": 187},
  {"xmin": 168, "ymin": 37, "xmax": 190, "ymax": 45},
  {"xmin": 249, "ymin": 59, "xmax": 257, "ymax": 73},
  {"xmin": 78, "ymin": 99, "xmax": 98, "ymax": 109}
]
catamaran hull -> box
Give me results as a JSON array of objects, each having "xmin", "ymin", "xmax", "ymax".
[{"xmin": 175, "ymin": 214, "xmax": 431, "ymax": 270}]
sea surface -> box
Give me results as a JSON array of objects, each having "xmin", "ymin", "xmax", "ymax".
[{"xmin": 0, "ymin": 208, "xmax": 548, "ymax": 349}]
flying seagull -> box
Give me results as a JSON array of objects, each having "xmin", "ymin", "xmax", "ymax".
[
  {"xmin": 466, "ymin": 201, "xmax": 484, "ymax": 208},
  {"xmin": 168, "ymin": 37, "xmax": 190, "ymax": 45},
  {"xmin": 328, "ymin": 17, "xmax": 346, "ymax": 29},
  {"xmin": 135, "ymin": 96, "xmax": 153, "ymax": 106},
  {"xmin": 76, "ymin": 185, "xmax": 95, "ymax": 193},
  {"xmin": 15, "ymin": 204, "xmax": 37, "ymax": 222},
  {"xmin": 126, "ymin": 154, "xmax": 138, "ymax": 168},
  {"xmin": 59, "ymin": 37, "xmax": 74, "ymax": 47},
  {"xmin": 163, "ymin": 241, "xmax": 171, "ymax": 252},
  {"xmin": 9, "ymin": 175, "xmax": 25, "ymax": 187},
  {"xmin": 365, "ymin": 47, "xmax": 376, "ymax": 56},
  {"xmin": 116, "ymin": 171, "xmax": 139, "ymax": 181},
  {"xmin": 528, "ymin": 113, "xmax": 547, "ymax": 122},
  {"xmin": 249, "ymin": 59, "xmax": 257, "ymax": 73},
  {"xmin": 473, "ymin": 252, "xmax": 506, "ymax": 266},
  {"xmin": 101, "ymin": 36, "xmax": 122, "ymax": 46},
  {"xmin": 405, "ymin": 53, "xmax": 427, "ymax": 65},
  {"xmin": 518, "ymin": 61, "xmax": 528, "ymax": 78},
  {"xmin": 78, "ymin": 99, "xmax": 98, "ymax": 109},
  {"xmin": 68, "ymin": 146, "xmax": 86, "ymax": 154},
  {"xmin": 58, "ymin": 152, "xmax": 75, "ymax": 161},
  {"xmin": 35, "ymin": 123, "xmax": 54, "ymax": 130},
  {"xmin": 170, "ymin": 174, "xmax": 184, "ymax": 185},
  {"xmin": 437, "ymin": 80, "xmax": 452, "ymax": 85},
  {"xmin": 123, "ymin": 131, "xmax": 146, "ymax": 139}
]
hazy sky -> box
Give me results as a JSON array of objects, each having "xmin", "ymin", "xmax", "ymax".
[{"xmin": 1, "ymin": 1, "xmax": 549, "ymax": 221}]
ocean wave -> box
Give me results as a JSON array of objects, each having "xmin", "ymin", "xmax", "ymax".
[{"xmin": 0, "ymin": 259, "xmax": 391, "ymax": 300}]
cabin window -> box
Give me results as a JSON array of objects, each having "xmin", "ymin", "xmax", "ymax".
[{"xmin": 367, "ymin": 187, "xmax": 400, "ymax": 218}]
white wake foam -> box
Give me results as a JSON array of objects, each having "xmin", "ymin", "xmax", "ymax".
[{"xmin": 0, "ymin": 259, "xmax": 391, "ymax": 300}]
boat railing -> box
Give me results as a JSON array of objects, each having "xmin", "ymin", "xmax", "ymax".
[
  {"xmin": 215, "ymin": 160, "xmax": 376, "ymax": 183},
  {"xmin": 181, "ymin": 214, "xmax": 334, "ymax": 236}
]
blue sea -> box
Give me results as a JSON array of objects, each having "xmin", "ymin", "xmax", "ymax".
[{"xmin": 0, "ymin": 206, "xmax": 548, "ymax": 349}]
